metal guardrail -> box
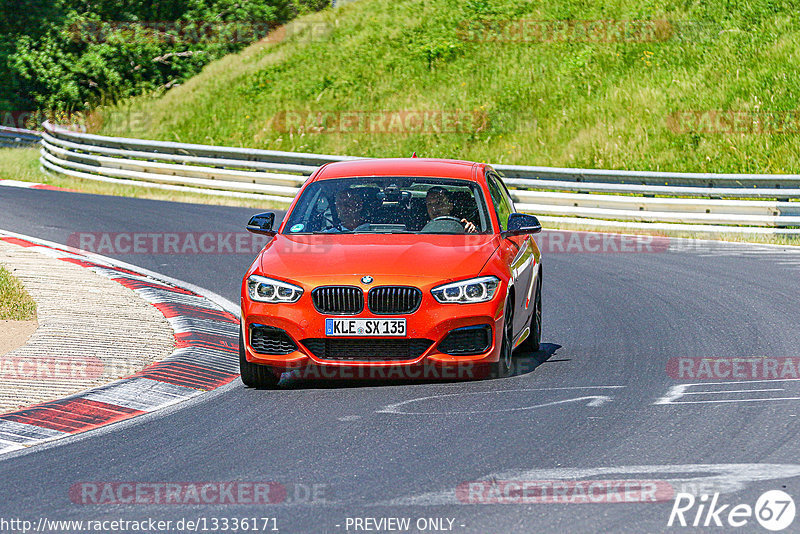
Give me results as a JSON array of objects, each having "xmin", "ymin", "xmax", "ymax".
[
  {"xmin": 39, "ymin": 121, "xmax": 800, "ymax": 230},
  {"xmin": 0, "ymin": 126, "xmax": 42, "ymax": 148}
]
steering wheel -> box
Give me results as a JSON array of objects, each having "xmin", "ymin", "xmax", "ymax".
[
  {"xmin": 421, "ymin": 216, "xmax": 466, "ymax": 234},
  {"xmin": 431, "ymin": 216, "xmax": 462, "ymax": 223}
]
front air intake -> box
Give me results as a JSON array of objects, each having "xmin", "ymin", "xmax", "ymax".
[
  {"xmin": 301, "ymin": 338, "xmax": 433, "ymax": 362},
  {"xmin": 249, "ymin": 324, "xmax": 297, "ymax": 355},
  {"xmin": 437, "ymin": 325, "xmax": 492, "ymax": 355}
]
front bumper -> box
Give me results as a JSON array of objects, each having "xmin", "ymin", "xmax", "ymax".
[{"xmin": 241, "ymin": 292, "xmax": 505, "ymax": 373}]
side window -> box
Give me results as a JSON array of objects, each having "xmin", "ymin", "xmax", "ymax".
[
  {"xmin": 487, "ymin": 174, "xmax": 513, "ymax": 231},
  {"xmin": 495, "ymin": 173, "xmax": 516, "ymax": 212}
]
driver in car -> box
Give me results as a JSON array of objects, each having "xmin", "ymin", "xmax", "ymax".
[
  {"xmin": 425, "ymin": 186, "xmax": 477, "ymax": 233},
  {"xmin": 329, "ymin": 188, "xmax": 368, "ymax": 232}
]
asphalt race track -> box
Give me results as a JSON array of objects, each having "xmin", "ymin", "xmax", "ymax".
[{"xmin": 1, "ymin": 186, "xmax": 800, "ymax": 533}]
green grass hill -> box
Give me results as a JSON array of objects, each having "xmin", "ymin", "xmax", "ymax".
[{"xmin": 98, "ymin": 0, "xmax": 800, "ymax": 174}]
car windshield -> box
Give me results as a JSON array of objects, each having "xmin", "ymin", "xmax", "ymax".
[{"xmin": 282, "ymin": 177, "xmax": 492, "ymax": 235}]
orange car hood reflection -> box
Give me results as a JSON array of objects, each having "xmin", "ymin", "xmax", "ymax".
[{"xmin": 259, "ymin": 233, "xmax": 500, "ymax": 282}]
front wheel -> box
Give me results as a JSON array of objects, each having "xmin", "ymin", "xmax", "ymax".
[
  {"xmin": 239, "ymin": 326, "xmax": 280, "ymax": 389},
  {"xmin": 519, "ymin": 271, "xmax": 542, "ymax": 352},
  {"xmin": 490, "ymin": 297, "xmax": 514, "ymax": 379}
]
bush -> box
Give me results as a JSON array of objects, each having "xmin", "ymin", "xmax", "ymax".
[{"xmin": 0, "ymin": 0, "xmax": 330, "ymax": 120}]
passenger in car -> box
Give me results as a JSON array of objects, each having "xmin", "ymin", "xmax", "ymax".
[{"xmin": 425, "ymin": 186, "xmax": 477, "ymax": 233}]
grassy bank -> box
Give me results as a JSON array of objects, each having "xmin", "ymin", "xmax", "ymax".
[
  {"xmin": 96, "ymin": 0, "xmax": 800, "ymax": 174},
  {"xmin": 0, "ymin": 266, "xmax": 36, "ymax": 321}
]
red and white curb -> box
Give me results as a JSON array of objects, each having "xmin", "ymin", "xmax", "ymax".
[
  {"xmin": 0, "ymin": 230, "xmax": 240, "ymax": 455},
  {"xmin": 0, "ymin": 178, "xmax": 72, "ymax": 192}
]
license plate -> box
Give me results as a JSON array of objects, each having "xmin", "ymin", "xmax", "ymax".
[{"xmin": 325, "ymin": 318, "xmax": 406, "ymax": 337}]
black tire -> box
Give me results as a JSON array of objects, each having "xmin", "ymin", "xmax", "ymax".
[
  {"xmin": 519, "ymin": 270, "xmax": 542, "ymax": 352},
  {"xmin": 491, "ymin": 297, "xmax": 514, "ymax": 379},
  {"xmin": 239, "ymin": 326, "xmax": 280, "ymax": 389}
]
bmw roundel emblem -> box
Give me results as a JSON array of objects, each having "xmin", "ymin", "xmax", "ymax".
[{"xmin": 361, "ymin": 276, "xmax": 373, "ymax": 284}]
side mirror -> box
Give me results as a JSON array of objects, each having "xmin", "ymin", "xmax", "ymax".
[
  {"xmin": 247, "ymin": 212, "xmax": 276, "ymax": 236},
  {"xmin": 503, "ymin": 213, "xmax": 542, "ymax": 237}
]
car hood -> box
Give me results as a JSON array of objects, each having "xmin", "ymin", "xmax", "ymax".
[{"xmin": 258, "ymin": 233, "xmax": 500, "ymax": 286}]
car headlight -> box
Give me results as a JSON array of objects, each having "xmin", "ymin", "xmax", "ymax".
[
  {"xmin": 247, "ymin": 275, "xmax": 303, "ymax": 303},
  {"xmin": 431, "ymin": 276, "xmax": 500, "ymax": 304}
]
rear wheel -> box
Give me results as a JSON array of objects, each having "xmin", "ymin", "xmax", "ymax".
[
  {"xmin": 491, "ymin": 297, "xmax": 514, "ymax": 379},
  {"xmin": 239, "ymin": 325, "xmax": 280, "ymax": 389},
  {"xmin": 519, "ymin": 270, "xmax": 542, "ymax": 352}
]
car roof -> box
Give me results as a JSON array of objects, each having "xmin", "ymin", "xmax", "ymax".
[{"xmin": 313, "ymin": 158, "xmax": 486, "ymax": 182}]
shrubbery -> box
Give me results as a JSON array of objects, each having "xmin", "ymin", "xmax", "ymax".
[{"xmin": 0, "ymin": 0, "xmax": 328, "ymax": 123}]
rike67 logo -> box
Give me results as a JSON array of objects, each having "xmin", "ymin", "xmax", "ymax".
[{"xmin": 668, "ymin": 490, "xmax": 795, "ymax": 531}]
